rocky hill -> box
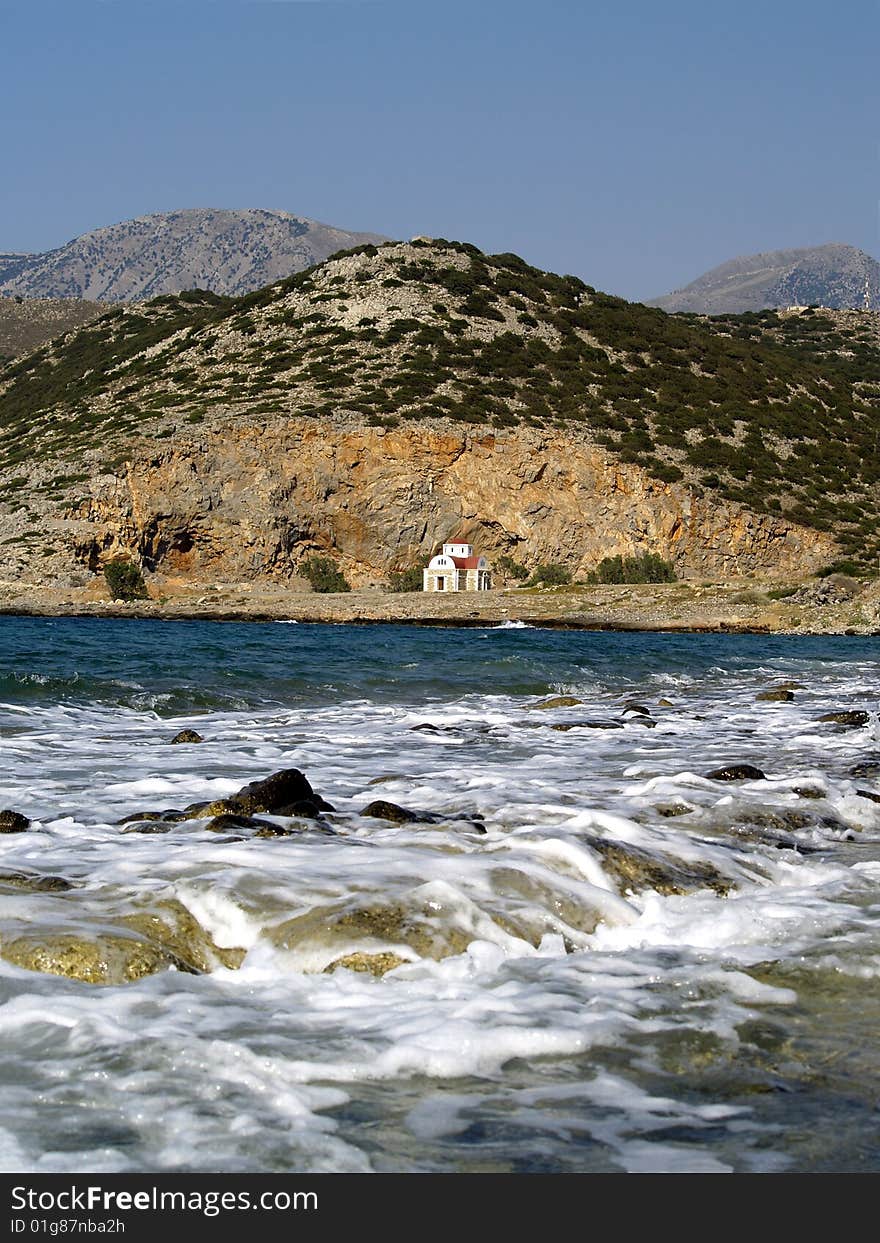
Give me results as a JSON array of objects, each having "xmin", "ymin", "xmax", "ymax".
[
  {"xmin": 1, "ymin": 238, "xmax": 877, "ymax": 590},
  {"xmin": 0, "ymin": 209, "xmax": 387, "ymax": 302},
  {"xmin": 650, "ymin": 243, "xmax": 880, "ymax": 314},
  {"xmin": 0, "ymin": 296, "xmax": 108, "ymax": 364}
]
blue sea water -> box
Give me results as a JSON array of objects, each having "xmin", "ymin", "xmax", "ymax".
[{"xmin": 0, "ymin": 617, "xmax": 879, "ymax": 1173}]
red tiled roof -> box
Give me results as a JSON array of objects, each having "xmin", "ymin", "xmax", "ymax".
[{"xmin": 451, "ymin": 556, "xmax": 483, "ymax": 569}]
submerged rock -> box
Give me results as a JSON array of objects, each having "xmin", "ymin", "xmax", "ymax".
[
  {"xmin": 856, "ymin": 789, "xmax": 880, "ymax": 804},
  {"xmin": 704, "ymin": 764, "xmax": 767, "ymax": 781},
  {"xmin": 0, "ymin": 872, "xmax": 74, "ymax": 893},
  {"xmin": 589, "ymin": 838, "xmax": 732, "ymax": 896},
  {"xmin": 204, "ymin": 812, "xmax": 278, "ymax": 833},
  {"xmin": 0, "ymin": 896, "xmax": 245, "ymax": 984},
  {"xmin": 121, "ymin": 899, "xmax": 245, "ymax": 972},
  {"xmin": 0, "ymin": 810, "xmax": 30, "ymax": 833},
  {"xmin": 118, "ymin": 810, "xmax": 168, "ymax": 824},
  {"xmin": 170, "ymin": 729, "xmax": 204, "ymax": 744},
  {"xmin": 756, "ymin": 689, "xmax": 795, "ymax": 702},
  {"xmin": 324, "ymin": 951, "xmax": 410, "ymax": 976},
  {"xmin": 817, "ymin": 711, "xmax": 870, "ymax": 727},
  {"xmin": 272, "ymin": 899, "xmax": 474, "ymax": 966},
  {"xmin": 850, "ymin": 756, "xmax": 880, "ymax": 778},
  {"xmin": 527, "ymin": 696, "xmax": 584, "ymax": 710},
  {"xmin": 359, "ymin": 800, "xmax": 486, "ymax": 832},
  {"xmin": 0, "ymin": 931, "xmax": 194, "ymax": 985}
]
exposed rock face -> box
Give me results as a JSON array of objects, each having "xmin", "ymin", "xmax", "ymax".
[
  {"xmin": 67, "ymin": 418, "xmax": 835, "ymax": 584},
  {"xmin": 0, "ymin": 208, "xmax": 387, "ymax": 302},
  {"xmin": 651, "ymin": 243, "xmax": 880, "ymax": 314}
]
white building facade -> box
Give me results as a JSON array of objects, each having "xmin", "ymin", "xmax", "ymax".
[{"xmin": 423, "ymin": 543, "xmax": 492, "ymax": 592}]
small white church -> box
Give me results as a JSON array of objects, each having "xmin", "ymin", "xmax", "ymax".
[{"xmin": 423, "ymin": 542, "xmax": 492, "ymax": 593}]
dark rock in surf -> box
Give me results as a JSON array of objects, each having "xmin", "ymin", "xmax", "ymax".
[
  {"xmin": 704, "ymin": 764, "xmax": 766, "ymax": 781},
  {"xmin": 359, "ymin": 800, "xmax": 486, "ymax": 832},
  {"xmin": 756, "ymin": 689, "xmax": 795, "ymax": 702},
  {"xmin": 204, "ymin": 813, "xmax": 277, "ymax": 833},
  {"xmin": 170, "ymin": 729, "xmax": 204, "ymax": 744},
  {"xmin": 0, "ymin": 810, "xmax": 31, "ymax": 833},
  {"xmin": 856, "ymin": 789, "xmax": 880, "ymax": 804},
  {"xmin": 231, "ymin": 769, "xmax": 335, "ymax": 816},
  {"xmin": 792, "ymin": 785, "xmax": 825, "ymax": 799},
  {"xmin": 850, "ymin": 756, "xmax": 880, "ymax": 778},
  {"xmin": 360, "ymin": 800, "xmax": 436, "ymax": 824},
  {"xmin": 0, "ymin": 871, "xmax": 74, "ymax": 892},
  {"xmin": 589, "ymin": 838, "xmax": 732, "ymax": 896},
  {"xmin": 817, "ymin": 711, "xmax": 870, "ymax": 727}
]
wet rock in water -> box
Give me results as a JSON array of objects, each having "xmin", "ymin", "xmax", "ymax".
[
  {"xmin": 527, "ymin": 696, "xmax": 584, "ymax": 710},
  {"xmin": 856, "ymin": 789, "xmax": 880, "ymax": 804},
  {"xmin": 756, "ymin": 689, "xmax": 795, "ymax": 702},
  {"xmin": 850, "ymin": 757, "xmax": 880, "ymax": 778},
  {"xmin": 170, "ymin": 729, "xmax": 204, "ymax": 744},
  {"xmin": 589, "ymin": 838, "xmax": 732, "ymax": 896},
  {"xmin": 122, "ymin": 822, "xmax": 174, "ymax": 835},
  {"xmin": 704, "ymin": 764, "xmax": 766, "ymax": 781},
  {"xmin": 550, "ymin": 719, "xmax": 627, "ymax": 731},
  {"xmin": 118, "ymin": 810, "xmax": 169, "ymax": 824},
  {"xmin": 0, "ymin": 931, "xmax": 196, "ymax": 985},
  {"xmin": 359, "ymin": 800, "xmax": 485, "ymax": 832},
  {"xmin": 0, "ymin": 810, "xmax": 30, "ymax": 833},
  {"xmin": 360, "ymin": 800, "xmax": 427, "ymax": 823},
  {"xmin": 410, "ymin": 723, "xmax": 443, "ymax": 733},
  {"xmin": 657, "ymin": 698, "xmax": 674, "ymax": 707},
  {"xmin": 622, "ymin": 702, "xmax": 652, "ymax": 716},
  {"xmin": 324, "ymin": 952, "xmax": 410, "ymax": 976},
  {"xmin": 817, "ymin": 711, "xmax": 870, "ymax": 727},
  {"xmin": 0, "ymin": 871, "xmax": 74, "ymax": 893},
  {"xmin": 121, "ymin": 898, "xmax": 245, "ymax": 972},
  {"xmin": 272, "ymin": 899, "xmax": 474, "ymax": 965},
  {"xmin": 727, "ymin": 811, "xmax": 820, "ymax": 853},
  {"xmin": 792, "ymin": 785, "xmax": 825, "ymax": 799},
  {"xmin": 204, "ymin": 813, "xmax": 277, "ymax": 833},
  {"xmin": 773, "ymin": 681, "xmax": 806, "ymax": 692},
  {"xmin": 367, "ymin": 774, "xmax": 406, "ymax": 786},
  {"xmin": 654, "ymin": 803, "xmax": 693, "ymax": 818},
  {"xmin": 625, "ymin": 717, "xmax": 656, "ymax": 728},
  {"xmin": 230, "ymin": 769, "xmax": 335, "ymax": 816}
]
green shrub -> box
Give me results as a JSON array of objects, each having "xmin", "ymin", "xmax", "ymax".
[
  {"xmin": 388, "ymin": 565, "xmax": 426, "ymax": 592},
  {"xmin": 497, "ymin": 554, "xmax": 529, "ymax": 581},
  {"xmin": 104, "ymin": 559, "xmax": 148, "ymax": 600},
  {"xmin": 587, "ymin": 553, "xmax": 677, "ymax": 584},
  {"xmin": 527, "ymin": 562, "xmax": 572, "ymax": 586},
  {"xmin": 300, "ymin": 555, "xmax": 351, "ymax": 593}
]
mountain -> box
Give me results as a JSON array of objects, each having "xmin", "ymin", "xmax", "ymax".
[
  {"xmin": 0, "ymin": 209, "xmax": 387, "ymax": 302},
  {"xmin": 2, "ymin": 238, "xmax": 877, "ymax": 589},
  {"xmin": 0, "ymin": 296, "xmax": 108, "ymax": 364},
  {"xmin": 650, "ymin": 243, "xmax": 880, "ymax": 315}
]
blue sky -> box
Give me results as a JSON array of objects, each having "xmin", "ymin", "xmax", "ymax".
[{"xmin": 1, "ymin": 0, "xmax": 877, "ymax": 299}]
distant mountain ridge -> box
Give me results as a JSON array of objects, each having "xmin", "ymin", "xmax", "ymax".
[
  {"xmin": 0, "ymin": 208, "xmax": 388, "ymax": 302},
  {"xmin": 650, "ymin": 243, "xmax": 880, "ymax": 315}
]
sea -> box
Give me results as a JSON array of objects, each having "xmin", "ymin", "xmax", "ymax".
[{"xmin": 1, "ymin": 615, "xmax": 879, "ymax": 1174}]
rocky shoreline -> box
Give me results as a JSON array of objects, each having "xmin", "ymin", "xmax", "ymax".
[{"xmin": 1, "ymin": 575, "xmax": 879, "ymax": 635}]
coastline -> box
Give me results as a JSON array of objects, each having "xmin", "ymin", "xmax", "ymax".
[{"xmin": 2, "ymin": 577, "xmax": 878, "ymax": 634}]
